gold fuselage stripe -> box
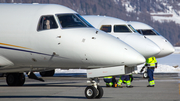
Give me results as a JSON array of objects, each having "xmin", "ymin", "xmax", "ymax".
[{"xmin": 0, "ymin": 43, "xmax": 31, "ymax": 50}]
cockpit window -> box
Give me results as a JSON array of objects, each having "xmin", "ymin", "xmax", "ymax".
[
  {"xmin": 114, "ymin": 25, "xmax": 132, "ymax": 32},
  {"xmin": 140, "ymin": 30, "xmax": 159, "ymax": 35},
  {"xmin": 152, "ymin": 29, "xmax": 161, "ymax": 35},
  {"xmin": 128, "ymin": 25, "xmax": 138, "ymax": 33},
  {"xmin": 37, "ymin": 15, "xmax": 58, "ymax": 31},
  {"xmin": 100, "ymin": 25, "xmax": 111, "ymax": 32},
  {"xmin": 136, "ymin": 30, "xmax": 142, "ymax": 34},
  {"xmin": 76, "ymin": 14, "xmax": 94, "ymax": 27},
  {"xmin": 57, "ymin": 14, "xmax": 92, "ymax": 28}
]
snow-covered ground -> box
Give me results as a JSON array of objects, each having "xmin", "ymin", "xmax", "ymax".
[
  {"xmin": 55, "ymin": 69, "xmax": 86, "ymax": 73},
  {"xmin": 136, "ymin": 47, "xmax": 180, "ymax": 73},
  {"xmin": 154, "ymin": 47, "xmax": 180, "ymax": 73},
  {"xmin": 137, "ymin": 54, "xmax": 180, "ymax": 73}
]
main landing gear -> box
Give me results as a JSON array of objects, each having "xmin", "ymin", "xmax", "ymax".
[
  {"xmin": 85, "ymin": 78, "xmax": 103, "ymax": 99},
  {"xmin": 6, "ymin": 73, "xmax": 25, "ymax": 86},
  {"xmin": 6, "ymin": 72, "xmax": 44, "ymax": 86}
]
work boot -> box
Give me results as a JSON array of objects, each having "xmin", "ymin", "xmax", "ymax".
[
  {"xmin": 126, "ymin": 85, "xmax": 133, "ymax": 88},
  {"xmin": 117, "ymin": 84, "xmax": 122, "ymax": 88},
  {"xmin": 113, "ymin": 84, "xmax": 118, "ymax": 88},
  {"xmin": 147, "ymin": 85, "xmax": 154, "ymax": 87}
]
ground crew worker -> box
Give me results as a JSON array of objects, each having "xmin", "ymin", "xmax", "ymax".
[
  {"xmin": 103, "ymin": 76, "xmax": 117, "ymax": 87},
  {"xmin": 117, "ymin": 75, "xmax": 133, "ymax": 88},
  {"xmin": 141, "ymin": 56, "xmax": 157, "ymax": 87}
]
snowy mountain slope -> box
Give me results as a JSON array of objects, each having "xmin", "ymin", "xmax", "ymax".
[
  {"xmin": 121, "ymin": 0, "xmax": 180, "ymax": 13},
  {"xmin": 121, "ymin": 0, "xmax": 180, "ymax": 24}
]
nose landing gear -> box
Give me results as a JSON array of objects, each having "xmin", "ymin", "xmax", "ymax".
[{"xmin": 85, "ymin": 78, "xmax": 103, "ymax": 99}]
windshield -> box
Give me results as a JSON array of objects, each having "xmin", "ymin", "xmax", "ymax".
[
  {"xmin": 76, "ymin": 14, "xmax": 94, "ymax": 27},
  {"xmin": 57, "ymin": 14, "xmax": 92, "ymax": 28},
  {"xmin": 128, "ymin": 25, "xmax": 138, "ymax": 33},
  {"xmin": 152, "ymin": 29, "xmax": 161, "ymax": 35},
  {"xmin": 140, "ymin": 30, "xmax": 160, "ymax": 35},
  {"xmin": 114, "ymin": 25, "xmax": 132, "ymax": 33},
  {"xmin": 136, "ymin": 30, "xmax": 142, "ymax": 34}
]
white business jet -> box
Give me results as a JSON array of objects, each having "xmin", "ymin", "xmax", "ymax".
[
  {"xmin": 128, "ymin": 21, "xmax": 174, "ymax": 58},
  {"xmin": 0, "ymin": 4, "xmax": 145, "ymax": 99},
  {"xmin": 82, "ymin": 15, "xmax": 161, "ymax": 59}
]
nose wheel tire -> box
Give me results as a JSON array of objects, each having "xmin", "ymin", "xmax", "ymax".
[
  {"xmin": 95, "ymin": 85, "xmax": 103, "ymax": 99},
  {"xmin": 85, "ymin": 86, "xmax": 97, "ymax": 99},
  {"xmin": 85, "ymin": 85, "xmax": 104, "ymax": 99}
]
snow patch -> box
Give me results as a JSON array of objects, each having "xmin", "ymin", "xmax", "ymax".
[
  {"xmin": 114, "ymin": 0, "xmax": 120, "ymax": 4},
  {"xmin": 174, "ymin": 47, "xmax": 180, "ymax": 54},
  {"xmin": 55, "ymin": 69, "xmax": 86, "ymax": 73},
  {"xmin": 151, "ymin": 10, "xmax": 180, "ymax": 24},
  {"xmin": 137, "ymin": 64, "xmax": 180, "ymax": 73},
  {"xmin": 121, "ymin": 0, "xmax": 136, "ymax": 13},
  {"xmin": 154, "ymin": 64, "xmax": 180, "ymax": 73}
]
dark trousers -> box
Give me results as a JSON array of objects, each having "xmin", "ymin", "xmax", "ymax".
[
  {"xmin": 121, "ymin": 75, "xmax": 130, "ymax": 81},
  {"xmin": 104, "ymin": 78, "xmax": 116, "ymax": 83},
  {"xmin": 147, "ymin": 68, "xmax": 154, "ymax": 81}
]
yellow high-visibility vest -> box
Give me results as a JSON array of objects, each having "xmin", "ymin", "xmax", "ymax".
[
  {"xmin": 146, "ymin": 56, "xmax": 157, "ymax": 67},
  {"xmin": 104, "ymin": 76, "xmax": 113, "ymax": 79}
]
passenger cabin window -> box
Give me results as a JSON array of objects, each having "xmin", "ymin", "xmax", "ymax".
[
  {"xmin": 56, "ymin": 14, "xmax": 92, "ymax": 28},
  {"xmin": 37, "ymin": 15, "xmax": 58, "ymax": 31},
  {"xmin": 114, "ymin": 25, "xmax": 132, "ymax": 32},
  {"xmin": 100, "ymin": 25, "xmax": 111, "ymax": 32}
]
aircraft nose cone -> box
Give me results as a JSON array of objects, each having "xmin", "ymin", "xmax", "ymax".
[
  {"xmin": 124, "ymin": 34, "xmax": 160, "ymax": 59},
  {"xmin": 85, "ymin": 30, "xmax": 146, "ymax": 67},
  {"xmin": 166, "ymin": 45, "xmax": 175, "ymax": 54},
  {"xmin": 163, "ymin": 44, "xmax": 175, "ymax": 54},
  {"xmin": 135, "ymin": 53, "xmax": 146, "ymax": 64},
  {"xmin": 143, "ymin": 39, "xmax": 161, "ymax": 58},
  {"xmin": 156, "ymin": 40, "xmax": 175, "ymax": 58},
  {"xmin": 122, "ymin": 47, "xmax": 145, "ymax": 66},
  {"xmin": 147, "ymin": 37, "xmax": 175, "ymax": 58}
]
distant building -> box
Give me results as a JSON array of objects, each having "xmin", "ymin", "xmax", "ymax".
[{"xmin": 151, "ymin": 13, "xmax": 173, "ymax": 17}]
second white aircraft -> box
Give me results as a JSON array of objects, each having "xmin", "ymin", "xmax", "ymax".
[{"xmin": 82, "ymin": 15, "xmax": 161, "ymax": 59}]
